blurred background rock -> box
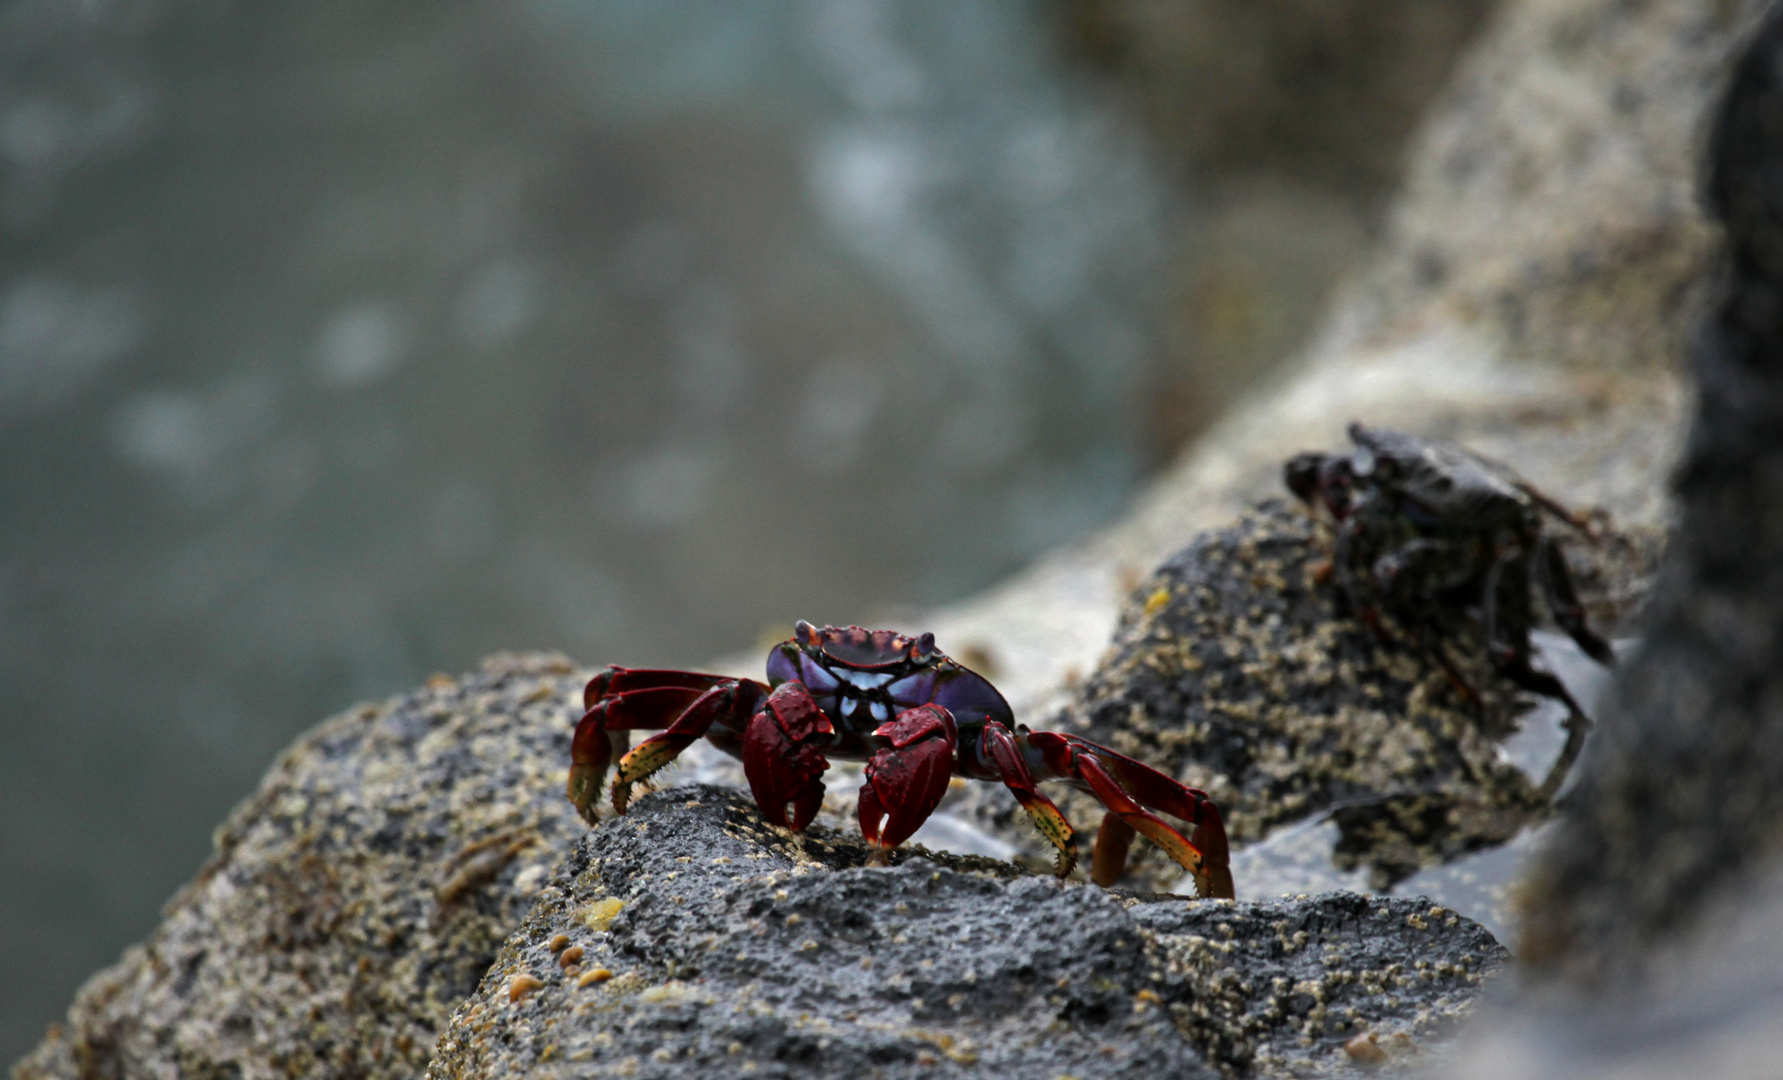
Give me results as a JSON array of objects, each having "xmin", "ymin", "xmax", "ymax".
[
  {"xmin": 0, "ymin": 0, "xmax": 1495, "ymax": 1062},
  {"xmin": 1059, "ymin": 0, "xmax": 1496, "ymax": 442}
]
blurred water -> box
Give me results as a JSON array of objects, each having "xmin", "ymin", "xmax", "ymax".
[{"xmin": 0, "ymin": 0, "xmax": 1179, "ymax": 1059}]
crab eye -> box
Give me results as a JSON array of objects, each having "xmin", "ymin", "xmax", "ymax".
[
  {"xmin": 794, "ymin": 620, "xmax": 817, "ymax": 645},
  {"xmin": 766, "ymin": 644, "xmax": 800, "ymax": 686}
]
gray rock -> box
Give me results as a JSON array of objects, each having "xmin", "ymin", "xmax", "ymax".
[
  {"xmin": 1514, "ymin": 0, "xmax": 1783, "ymax": 983},
  {"xmin": 918, "ymin": 0, "xmax": 1764, "ymax": 777},
  {"xmin": 426, "ymin": 785, "xmax": 1506, "ymax": 1080},
  {"xmin": 1046, "ymin": 499, "xmax": 1655, "ymax": 894},
  {"xmin": 1446, "ymin": 7, "xmax": 1783, "ymax": 1077},
  {"xmin": 11, "ymin": 653, "xmax": 588, "ymax": 1080}
]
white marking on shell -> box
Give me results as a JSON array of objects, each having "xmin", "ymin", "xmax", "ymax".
[
  {"xmin": 869, "ymin": 701, "xmax": 888, "ymax": 722},
  {"xmin": 839, "ymin": 697, "xmax": 857, "ymax": 717},
  {"xmin": 838, "ymin": 669, "xmax": 895, "ymax": 690}
]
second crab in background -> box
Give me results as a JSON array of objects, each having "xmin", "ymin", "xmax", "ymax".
[{"xmin": 1287, "ymin": 423, "xmax": 1615, "ymax": 791}]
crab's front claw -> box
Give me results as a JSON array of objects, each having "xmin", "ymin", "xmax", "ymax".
[
  {"xmin": 859, "ymin": 704, "xmax": 958, "ymax": 862},
  {"xmin": 568, "ymin": 701, "xmax": 624, "ymax": 825},
  {"xmin": 743, "ymin": 682, "xmax": 834, "ymax": 831}
]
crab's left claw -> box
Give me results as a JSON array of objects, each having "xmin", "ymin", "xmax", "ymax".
[
  {"xmin": 858, "ymin": 704, "xmax": 958, "ymax": 863},
  {"xmin": 742, "ymin": 682, "xmax": 834, "ymax": 831}
]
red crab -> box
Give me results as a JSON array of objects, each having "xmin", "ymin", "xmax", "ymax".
[{"xmin": 568, "ymin": 621, "xmax": 1234, "ymax": 898}]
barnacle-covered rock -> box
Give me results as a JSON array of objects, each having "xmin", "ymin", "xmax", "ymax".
[
  {"xmin": 426, "ymin": 784, "xmax": 1506, "ymax": 1080},
  {"xmin": 1048, "ymin": 499, "xmax": 1659, "ymax": 893},
  {"xmin": 12, "ymin": 653, "xmax": 589, "ymax": 1080}
]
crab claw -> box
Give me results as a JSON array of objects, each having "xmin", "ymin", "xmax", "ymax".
[
  {"xmin": 858, "ymin": 704, "xmax": 958, "ymax": 862},
  {"xmin": 742, "ymin": 682, "xmax": 834, "ymax": 831},
  {"xmin": 568, "ymin": 704, "xmax": 620, "ymax": 825}
]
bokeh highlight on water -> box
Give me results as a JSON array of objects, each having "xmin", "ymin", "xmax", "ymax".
[{"xmin": 0, "ymin": 0, "xmax": 1181, "ymax": 1058}]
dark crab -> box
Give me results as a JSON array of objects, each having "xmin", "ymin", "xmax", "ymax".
[
  {"xmin": 568, "ymin": 621, "xmax": 1234, "ymax": 898},
  {"xmin": 1286, "ymin": 423, "xmax": 1615, "ymax": 789}
]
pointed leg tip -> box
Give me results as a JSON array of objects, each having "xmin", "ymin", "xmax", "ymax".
[
  {"xmin": 866, "ymin": 846, "xmax": 891, "ymax": 867},
  {"xmin": 568, "ymin": 768, "xmax": 606, "ymax": 825},
  {"xmin": 1198, "ymin": 867, "xmax": 1236, "ymax": 900}
]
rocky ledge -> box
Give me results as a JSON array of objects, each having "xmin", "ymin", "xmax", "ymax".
[
  {"xmin": 11, "ymin": 652, "xmax": 1506, "ymax": 1080},
  {"xmin": 427, "ymin": 786, "xmax": 1504, "ymax": 1080},
  {"xmin": 11, "ymin": 653, "xmax": 590, "ymax": 1080}
]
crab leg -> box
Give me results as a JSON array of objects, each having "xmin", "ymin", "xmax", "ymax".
[
  {"xmin": 570, "ymin": 667, "xmax": 748, "ymax": 823},
  {"xmin": 857, "ymin": 704, "xmax": 956, "ymax": 863},
  {"xmin": 1516, "ymin": 479, "xmax": 1597, "ymax": 536},
  {"xmin": 742, "ymin": 682, "xmax": 835, "ymax": 831},
  {"xmin": 1483, "ymin": 549, "xmax": 1578, "ymax": 705},
  {"xmin": 612, "ymin": 679, "xmax": 767, "ymax": 814},
  {"xmin": 1333, "ymin": 512, "xmax": 1396, "ymax": 644},
  {"xmin": 1372, "ymin": 537, "xmax": 1492, "ymax": 709},
  {"xmin": 572, "ymin": 669, "xmax": 766, "ymax": 820},
  {"xmin": 1536, "ymin": 536, "xmax": 1616, "ymax": 665},
  {"xmin": 1024, "ymin": 732, "xmax": 1234, "ymax": 899},
  {"xmin": 978, "ymin": 721, "xmax": 1078, "ymax": 878}
]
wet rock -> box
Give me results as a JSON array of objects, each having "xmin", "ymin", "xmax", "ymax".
[
  {"xmin": 1039, "ymin": 500, "xmax": 1659, "ymax": 894},
  {"xmin": 426, "ymin": 785, "xmax": 1506, "ymax": 1080},
  {"xmin": 11, "ymin": 653, "xmax": 588, "ymax": 1080}
]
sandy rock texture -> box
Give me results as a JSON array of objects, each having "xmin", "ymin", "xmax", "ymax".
[
  {"xmin": 426, "ymin": 786, "xmax": 1505, "ymax": 1080},
  {"xmin": 11, "ymin": 653, "xmax": 589, "ymax": 1080}
]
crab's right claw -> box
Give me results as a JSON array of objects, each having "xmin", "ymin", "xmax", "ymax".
[
  {"xmin": 742, "ymin": 682, "xmax": 834, "ymax": 831},
  {"xmin": 858, "ymin": 704, "xmax": 958, "ymax": 863}
]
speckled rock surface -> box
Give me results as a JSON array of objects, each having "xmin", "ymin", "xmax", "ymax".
[
  {"xmin": 1024, "ymin": 500, "xmax": 1656, "ymax": 894},
  {"xmin": 426, "ymin": 785, "xmax": 1505, "ymax": 1080},
  {"xmin": 11, "ymin": 653, "xmax": 587, "ymax": 1080}
]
